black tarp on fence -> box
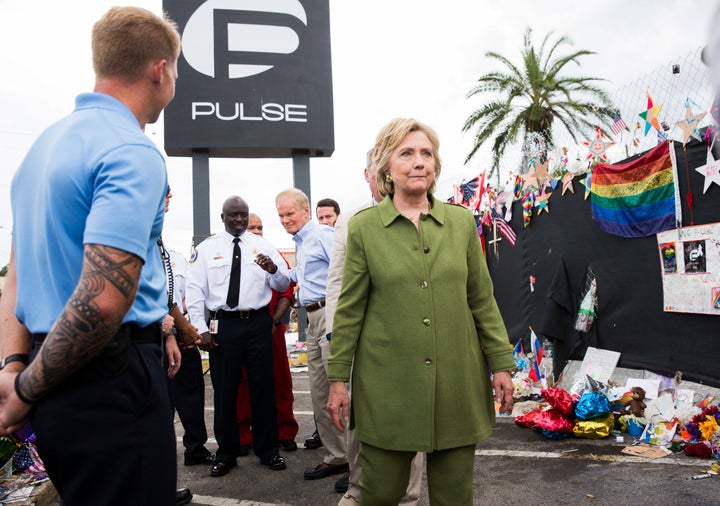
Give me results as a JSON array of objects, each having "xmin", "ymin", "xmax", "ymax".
[{"xmin": 486, "ymin": 138, "xmax": 720, "ymax": 387}]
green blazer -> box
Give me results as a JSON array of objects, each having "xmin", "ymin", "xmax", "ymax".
[{"xmin": 328, "ymin": 195, "xmax": 515, "ymax": 452}]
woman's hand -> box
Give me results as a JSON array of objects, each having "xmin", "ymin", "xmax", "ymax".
[
  {"xmin": 492, "ymin": 371, "xmax": 514, "ymax": 414},
  {"xmin": 327, "ymin": 381, "xmax": 350, "ymax": 432}
]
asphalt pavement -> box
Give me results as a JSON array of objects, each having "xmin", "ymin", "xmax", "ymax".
[{"xmin": 176, "ymin": 368, "xmax": 719, "ymax": 506}]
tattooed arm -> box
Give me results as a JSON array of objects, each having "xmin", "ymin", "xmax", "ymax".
[{"xmin": 0, "ymin": 243, "xmax": 142, "ymax": 433}]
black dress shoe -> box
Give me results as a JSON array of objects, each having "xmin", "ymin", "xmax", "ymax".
[
  {"xmin": 304, "ymin": 430, "xmax": 322, "ymax": 449},
  {"xmin": 184, "ymin": 452, "xmax": 215, "ymax": 466},
  {"xmin": 304, "ymin": 462, "xmax": 349, "ymax": 480},
  {"xmin": 175, "ymin": 487, "xmax": 193, "ymax": 506},
  {"xmin": 335, "ymin": 471, "xmax": 350, "ymax": 493},
  {"xmin": 260, "ymin": 454, "xmax": 287, "ymax": 470},
  {"xmin": 280, "ymin": 439, "xmax": 298, "ymax": 452},
  {"xmin": 238, "ymin": 444, "xmax": 252, "ymax": 457},
  {"xmin": 210, "ymin": 461, "xmax": 236, "ymax": 477}
]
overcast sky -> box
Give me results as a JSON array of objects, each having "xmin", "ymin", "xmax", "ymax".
[{"xmin": 0, "ymin": 0, "xmax": 714, "ymax": 266}]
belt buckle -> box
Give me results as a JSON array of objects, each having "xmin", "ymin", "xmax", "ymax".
[{"xmin": 239, "ymin": 310, "xmax": 250, "ymax": 319}]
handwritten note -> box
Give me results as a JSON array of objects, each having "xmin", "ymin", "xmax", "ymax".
[{"xmin": 578, "ymin": 347, "xmax": 620, "ymax": 384}]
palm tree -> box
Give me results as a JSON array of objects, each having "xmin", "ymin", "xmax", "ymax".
[{"xmin": 462, "ymin": 28, "xmax": 614, "ymax": 181}]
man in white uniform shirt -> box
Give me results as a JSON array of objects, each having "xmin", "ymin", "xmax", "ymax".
[{"xmin": 186, "ymin": 196, "xmax": 290, "ymax": 477}]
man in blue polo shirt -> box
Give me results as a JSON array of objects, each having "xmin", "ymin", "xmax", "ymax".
[{"xmin": 0, "ymin": 7, "xmax": 181, "ymax": 505}]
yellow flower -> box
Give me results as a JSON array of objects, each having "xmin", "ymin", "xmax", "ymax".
[{"xmin": 699, "ymin": 415, "xmax": 719, "ymax": 441}]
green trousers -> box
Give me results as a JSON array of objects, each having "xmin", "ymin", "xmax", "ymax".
[{"xmin": 358, "ymin": 442, "xmax": 476, "ymax": 506}]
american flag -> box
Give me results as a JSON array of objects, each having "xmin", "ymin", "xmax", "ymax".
[
  {"xmin": 453, "ymin": 177, "xmax": 480, "ymax": 210},
  {"xmin": 491, "ymin": 208, "xmax": 516, "ymax": 246},
  {"xmin": 610, "ymin": 112, "xmax": 627, "ymax": 136}
]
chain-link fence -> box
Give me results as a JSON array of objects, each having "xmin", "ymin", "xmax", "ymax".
[{"xmin": 493, "ymin": 46, "xmax": 713, "ymax": 186}]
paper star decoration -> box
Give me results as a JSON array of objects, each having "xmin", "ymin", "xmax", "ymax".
[
  {"xmin": 695, "ymin": 149, "xmax": 720, "ymax": 193},
  {"xmin": 638, "ymin": 92, "xmax": 663, "ymax": 135},
  {"xmin": 534, "ymin": 189, "xmax": 551, "ymax": 214},
  {"xmin": 582, "ymin": 126, "xmax": 615, "ymax": 162},
  {"xmin": 533, "ymin": 159, "xmax": 550, "ymax": 182},
  {"xmin": 581, "ymin": 170, "xmax": 593, "ymax": 200},
  {"xmin": 676, "ymin": 100, "xmax": 706, "ymax": 146},
  {"xmin": 561, "ymin": 172, "xmax": 575, "ymax": 195},
  {"xmin": 520, "ymin": 168, "xmax": 539, "ymax": 193}
]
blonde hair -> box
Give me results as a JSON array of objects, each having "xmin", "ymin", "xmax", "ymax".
[
  {"xmin": 275, "ymin": 188, "xmax": 310, "ymax": 211},
  {"xmin": 92, "ymin": 6, "xmax": 181, "ymax": 82},
  {"xmin": 374, "ymin": 118, "xmax": 442, "ymax": 197}
]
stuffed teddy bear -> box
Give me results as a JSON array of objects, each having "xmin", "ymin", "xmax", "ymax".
[{"xmin": 623, "ymin": 386, "xmax": 646, "ymax": 418}]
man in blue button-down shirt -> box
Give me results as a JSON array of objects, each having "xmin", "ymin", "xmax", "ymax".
[{"xmin": 275, "ymin": 189, "xmax": 349, "ymax": 485}]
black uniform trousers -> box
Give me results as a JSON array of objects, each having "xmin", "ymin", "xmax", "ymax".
[
  {"xmin": 166, "ymin": 346, "xmax": 210, "ymax": 458},
  {"xmin": 209, "ymin": 310, "xmax": 279, "ymax": 464},
  {"xmin": 30, "ymin": 324, "xmax": 176, "ymax": 506}
]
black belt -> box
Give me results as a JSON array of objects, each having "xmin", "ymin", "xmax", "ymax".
[
  {"xmin": 32, "ymin": 322, "xmax": 161, "ymax": 345},
  {"xmin": 213, "ymin": 306, "xmax": 269, "ymax": 319},
  {"xmin": 304, "ymin": 299, "xmax": 326, "ymax": 313}
]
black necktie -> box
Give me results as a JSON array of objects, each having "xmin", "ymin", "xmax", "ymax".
[{"xmin": 226, "ymin": 237, "xmax": 241, "ymax": 308}]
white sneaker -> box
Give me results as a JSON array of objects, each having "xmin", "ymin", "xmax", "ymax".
[{"xmin": 338, "ymin": 493, "xmax": 360, "ymax": 506}]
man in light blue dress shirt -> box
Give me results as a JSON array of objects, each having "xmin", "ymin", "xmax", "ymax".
[{"xmin": 276, "ymin": 189, "xmax": 349, "ymax": 486}]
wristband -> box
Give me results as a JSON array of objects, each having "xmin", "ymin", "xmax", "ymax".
[
  {"xmin": 14, "ymin": 373, "xmax": 34, "ymax": 405},
  {"xmin": 0, "ymin": 353, "xmax": 29, "ymax": 370}
]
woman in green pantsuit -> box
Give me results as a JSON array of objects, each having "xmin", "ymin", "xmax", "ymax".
[{"xmin": 327, "ymin": 118, "xmax": 515, "ymax": 505}]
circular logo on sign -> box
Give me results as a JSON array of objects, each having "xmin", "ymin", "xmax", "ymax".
[{"xmin": 182, "ymin": 0, "xmax": 308, "ymax": 79}]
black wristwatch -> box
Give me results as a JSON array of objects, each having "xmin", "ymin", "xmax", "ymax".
[
  {"xmin": 272, "ymin": 319, "xmax": 282, "ymax": 327},
  {"xmin": 0, "ymin": 353, "xmax": 29, "ymax": 370}
]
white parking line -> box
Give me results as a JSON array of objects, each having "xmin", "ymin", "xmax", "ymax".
[
  {"xmin": 190, "ymin": 495, "xmax": 292, "ymax": 506},
  {"xmin": 475, "ymin": 449, "xmax": 709, "ymax": 466}
]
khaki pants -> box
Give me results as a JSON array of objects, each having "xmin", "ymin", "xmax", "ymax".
[{"xmin": 307, "ymin": 308, "xmax": 347, "ymax": 464}]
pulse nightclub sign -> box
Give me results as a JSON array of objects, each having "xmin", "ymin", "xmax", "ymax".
[{"xmin": 163, "ymin": 0, "xmax": 334, "ymax": 158}]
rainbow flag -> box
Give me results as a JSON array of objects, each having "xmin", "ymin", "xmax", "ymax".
[{"xmin": 591, "ymin": 142, "xmax": 675, "ymax": 238}]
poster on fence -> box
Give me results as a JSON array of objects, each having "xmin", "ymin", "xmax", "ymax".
[{"xmin": 656, "ymin": 222, "xmax": 720, "ymax": 315}]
